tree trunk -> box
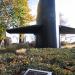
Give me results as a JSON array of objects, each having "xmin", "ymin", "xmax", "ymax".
[{"xmin": 19, "ymin": 34, "xmax": 25, "ymax": 43}]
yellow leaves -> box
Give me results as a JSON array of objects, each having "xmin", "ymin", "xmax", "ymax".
[
  {"xmin": 0, "ymin": 21, "xmax": 6, "ymax": 40},
  {"xmin": 12, "ymin": 0, "xmax": 34, "ymax": 26}
]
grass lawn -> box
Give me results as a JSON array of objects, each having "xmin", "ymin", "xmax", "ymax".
[{"xmin": 0, "ymin": 48, "xmax": 75, "ymax": 75}]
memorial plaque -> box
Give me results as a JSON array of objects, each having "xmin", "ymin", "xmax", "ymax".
[{"xmin": 24, "ymin": 69, "xmax": 52, "ymax": 75}]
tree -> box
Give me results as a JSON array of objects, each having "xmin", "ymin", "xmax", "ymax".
[
  {"xmin": 0, "ymin": 0, "xmax": 9, "ymax": 41},
  {"xmin": 0, "ymin": 0, "xmax": 34, "ymax": 44},
  {"xmin": 12, "ymin": 0, "xmax": 34, "ymax": 43},
  {"xmin": 0, "ymin": 0, "xmax": 16, "ymax": 45},
  {"xmin": 0, "ymin": 21, "xmax": 6, "ymax": 40}
]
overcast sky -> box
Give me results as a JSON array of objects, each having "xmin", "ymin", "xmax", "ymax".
[
  {"xmin": 29, "ymin": 0, "xmax": 39, "ymax": 16},
  {"xmin": 58, "ymin": 0, "xmax": 75, "ymax": 28}
]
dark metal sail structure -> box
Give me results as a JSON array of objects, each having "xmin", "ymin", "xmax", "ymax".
[
  {"xmin": 6, "ymin": 0, "xmax": 75, "ymax": 48},
  {"xmin": 60, "ymin": 26, "xmax": 75, "ymax": 34}
]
